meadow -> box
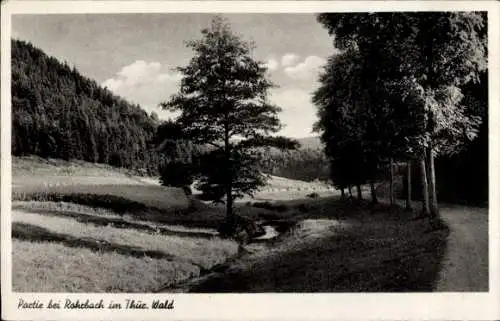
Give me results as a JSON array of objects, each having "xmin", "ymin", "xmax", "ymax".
[
  {"xmin": 11, "ymin": 156, "xmax": 336, "ymax": 292},
  {"xmin": 11, "ymin": 155, "xmax": 452, "ymax": 293}
]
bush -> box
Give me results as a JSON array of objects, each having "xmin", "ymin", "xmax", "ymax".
[{"xmin": 159, "ymin": 162, "xmax": 195, "ymax": 195}]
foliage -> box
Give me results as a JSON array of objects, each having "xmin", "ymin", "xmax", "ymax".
[
  {"xmin": 158, "ymin": 162, "xmax": 195, "ymax": 195},
  {"xmin": 317, "ymin": 12, "xmax": 487, "ymax": 156},
  {"xmin": 409, "ymin": 71, "xmax": 488, "ymax": 205},
  {"xmin": 312, "ymin": 50, "xmax": 373, "ymax": 190},
  {"xmin": 160, "ymin": 16, "xmax": 298, "ymax": 221},
  {"xmin": 315, "ymin": 12, "xmax": 488, "ymax": 210}
]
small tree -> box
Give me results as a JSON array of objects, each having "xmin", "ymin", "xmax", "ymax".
[
  {"xmin": 161, "ymin": 16, "xmax": 298, "ymax": 231},
  {"xmin": 155, "ymin": 119, "xmax": 197, "ymax": 195},
  {"xmin": 159, "ymin": 161, "xmax": 195, "ymax": 196}
]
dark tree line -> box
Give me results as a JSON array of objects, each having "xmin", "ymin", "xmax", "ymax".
[{"xmin": 11, "ymin": 39, "xmax": 162, "ymax": 174}]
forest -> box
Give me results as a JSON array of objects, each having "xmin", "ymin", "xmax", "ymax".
[{"xmin": 11, "ymin": 39, "xmax": 161, "ymax": 174}]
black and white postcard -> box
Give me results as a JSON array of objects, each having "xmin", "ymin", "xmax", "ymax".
[{"xmin": 1, "ymin": 1, "xmax": 499, "ymax": 320}]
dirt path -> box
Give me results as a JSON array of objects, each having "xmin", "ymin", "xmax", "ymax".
[{"xmin": 435, "ymin": 205, "xmax": 488, "ymax": 291}]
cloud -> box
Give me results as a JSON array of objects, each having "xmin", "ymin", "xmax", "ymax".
[
  {"xmin": 281, "ymin": 53, "xmax": 299, "ymax": 67},
  {"xmin": 284, "ymin": 55, "xmax": 326, "ymax": 80},
  {"xmin": 264, "ymin": 58, "xmax": 279, "ymax": 71},
  {"xmin": 270, "ymin": 88, "xmax": 318, "ymax": 138},
  {"xmin": 102, "ymin": 60, "xmax": 182, "ymax": 119}
]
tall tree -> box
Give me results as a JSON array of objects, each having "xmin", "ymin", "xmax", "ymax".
[
  {"xmin": 313, "ymin": 51, "xmax": 370, "ymax": 200},
  {"xmin": 317, "ymin": 12, "xmax": 487, "ymax": 216},
  {"xmin": 161, "ymin": 16, "xmax": 298, "ymax": 230}
]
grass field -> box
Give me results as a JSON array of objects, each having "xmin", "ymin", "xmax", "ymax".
[
  {"xmin": 11, "ymin": 156, "xmax": 456, "ymax": 292},
  {"xmin": 12, "ymin": 204, "xmax": 239, "ymax": 292},
  {"xmin": 11, "ymin": 156, "xmax": 329, "ymax": 292},
  {"xmin": 12, "ymin": 240, "xmax": 200, "ymax": 292},
  {"xmin": 176, "ymin": 200, "xmax": 450, "ymax": 292}
]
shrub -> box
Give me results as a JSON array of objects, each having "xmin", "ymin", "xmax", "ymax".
[{"xmin": 159, "ymin": 162, "xmax": 195, "ymax": 196}]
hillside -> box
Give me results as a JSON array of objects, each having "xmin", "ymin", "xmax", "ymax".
[{"xmin": 11, "ymin": 39, "xmax": 163, "ymax": 174}]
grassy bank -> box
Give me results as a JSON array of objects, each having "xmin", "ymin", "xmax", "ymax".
[{"xmin": 170, "ymin": 200, "xmax": 450, "ymax": 292}]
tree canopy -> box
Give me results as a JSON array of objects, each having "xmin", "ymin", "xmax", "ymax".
[{"xmin": 315, "ymin": 12, "xmax": 488, "ymax": 213}]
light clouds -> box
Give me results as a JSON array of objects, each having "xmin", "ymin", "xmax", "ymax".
[
  {"xmin": 283, "ymin": 55, "xmax": 326, "ymax": 80},
  {"xmin": 270, "ymin": 88, "xmax": 317, "ymax": 138},
  {"xmin": 264, "ymin": 53, "xmax": 326, "ymax": 81},
  {"xmin": 263, "ymin": 53, "xmax": 325, "ymax": 137},
  {"xmin": 103, "ymin": 60, "xmax": 181, "ymax": 91},
  {"xmin": 281, "ymin": 53, "xmax": 300, "ymax": 67},
  {"xmin": 102, "ymin": 60, "xmax": 181, "ymax": 118}
]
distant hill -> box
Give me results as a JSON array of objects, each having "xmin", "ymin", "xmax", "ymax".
[{"xmin": 296, "ymin": 136, "xmax": 324, "ymax": 150}]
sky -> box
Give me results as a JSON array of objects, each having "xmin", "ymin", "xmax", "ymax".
[{"xmin": 12, "ymin": 13, "xmax": 337, "ymax": 138}]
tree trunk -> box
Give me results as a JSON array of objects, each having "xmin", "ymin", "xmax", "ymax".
[
  {"xmin": 420, "ymin": 153, "xmax": 430, "ymax": 215},
  {"xmin": 223, "ymin": 113, "xmax": 233, "ymax": 225},
  {"xmin": 356, "ymin": 184, "xmax": 362, "ymax": 200},
  {"xmin": 340, "ymin": 187, "xmax": 345, "ymax": 199},
  {"xmin": 406, "ymin": 161, "xmax": 412, "ymax": 211},
  {"xmin": 389, "ymin": 158, "xmax": 395, "ymax": 205},
  {"xmin": 370, "ymin": 180, "xmax": 378, "ymax": 204},
  {"xmin": 428, "ymin": 148, "xmax": 439, "ymax": 216},
  {"xmin": 226, "ymin": 184, "xmax": 233, "ymax": 220},
  {"xmin": 348, "ymin": 185, "xmax": 353, "ymax": 198}
]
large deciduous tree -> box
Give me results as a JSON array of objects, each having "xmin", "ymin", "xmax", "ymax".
[
  {"xmin": 160, "ymin": 16, "xmax": 298, "ymax": 231},
  {"xmin": 316, "ymin": 12, "xmax": 487, "ymax": 216},
  {"xmin": 313, "ymin": 51, "xmax": 370, "ymax": 201}
]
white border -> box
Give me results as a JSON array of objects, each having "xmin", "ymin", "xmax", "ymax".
[{"xmin": 1, "ymin": 2, "xmax": 499, "ymax": 321}]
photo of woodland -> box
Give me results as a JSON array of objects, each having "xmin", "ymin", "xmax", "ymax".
[{"xmin": 10, "ymin": 12, "xmax": 488, "ymax": 293}]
